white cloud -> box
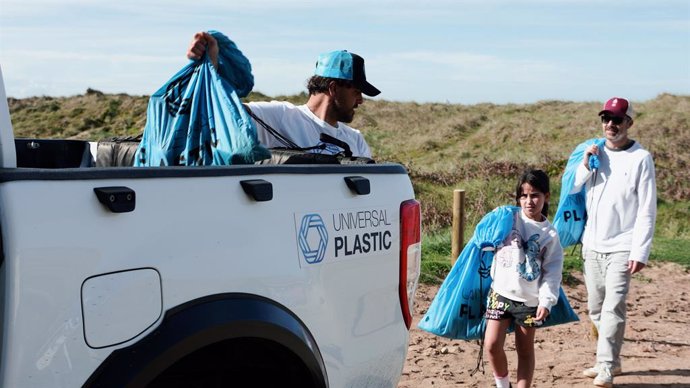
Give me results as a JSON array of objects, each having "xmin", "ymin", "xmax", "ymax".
[
  {"xmin": 377, "ymin": 50, "xmax": 566, "ymax": 84},
  {"xmin": 5, "ymin": 49, "xmax": 177, "ymax": 64},
  {"xmin": 1, "ymin": 0, "xmax": 687, "ymax": 102}
]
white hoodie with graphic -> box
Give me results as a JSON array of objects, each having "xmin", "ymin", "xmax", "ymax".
[{"xmin": 490, "ymin": 210, "xmax": 564, "ymax": 311}]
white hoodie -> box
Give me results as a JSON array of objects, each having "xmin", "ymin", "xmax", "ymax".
[
  {"xmin": 490, "ymin": 210, "xmax": 564, "ymax": 311},
  {"xmin": 571, "ymin": 141, "xmax": 657, "ymax": 263}
]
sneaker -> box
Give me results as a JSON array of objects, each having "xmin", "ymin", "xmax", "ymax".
[
  {"xmin": 593, "ymin": 366, "xmax": 614, "ymax": 388},
  {"xmin": 583, "ymin": 363, "xmax": 622, "ymax": 378}
]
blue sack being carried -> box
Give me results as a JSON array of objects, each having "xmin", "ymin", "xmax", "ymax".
[
  {"xmin": 553, "ymin": 138, "xmax": 605, "ymax": 247},
  {"xmin": 134, "ymin": 30, "xmax": 270, "ymax": 166},
  {"xmin": 418, "ymin": 206, "xmax": 579, "ymax": 340},
  {"xmin": 417, "ymin": 206, "xmax": 516, "ymax": 340}
]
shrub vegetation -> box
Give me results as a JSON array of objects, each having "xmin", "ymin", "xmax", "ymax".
[{"xmin": 8, "ymin": 91, "xmax": 689, "ymax": 281}]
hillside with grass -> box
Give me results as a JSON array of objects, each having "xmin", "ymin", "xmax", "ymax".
[{"xmin": 8, "ymin": 91, "xmax": 690, "ymax": 280}]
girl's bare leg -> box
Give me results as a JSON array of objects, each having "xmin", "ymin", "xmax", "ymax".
[
  {"xmin": 514, "ymin": 325, "xmax": 536, "ymax": 388},
  {"xmin": 485, "ymin": 319, "xmax": 512, "ymax": 383}
]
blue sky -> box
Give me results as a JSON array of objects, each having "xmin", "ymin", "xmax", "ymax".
[{"xmin": 1, "ymin": 0, "xmax": 688, "ymax": 104}]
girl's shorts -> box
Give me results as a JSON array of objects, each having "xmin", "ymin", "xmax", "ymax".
[{"xmin": 484, "ymin": 288, "xmax": 543, "ymax": 328}]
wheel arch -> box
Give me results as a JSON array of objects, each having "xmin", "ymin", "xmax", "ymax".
[{"xmin": 83, "ymin": 293, "xmax": 328, "ymax": 388}]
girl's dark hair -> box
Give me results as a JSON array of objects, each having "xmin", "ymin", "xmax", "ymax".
[
  {"xmin": 306, "ymin": 75, "xmax": 353, "ymax": 95},
  {"xmin": 515, "ymin": 168, "xmax": 551, "ymax": 218}
]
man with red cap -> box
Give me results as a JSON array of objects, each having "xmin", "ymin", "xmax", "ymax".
[
  {"xmin": 186, "ymin": 31, "xmax": 379, "ymax": 158},
  {"xmin": 571, "ymin": 97, "xmax": 657, "ymax": 387}
]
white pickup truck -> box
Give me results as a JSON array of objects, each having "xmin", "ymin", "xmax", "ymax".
[{"xmin": 0, "ymin": 66, "xmax": 421, "ymax": 388}]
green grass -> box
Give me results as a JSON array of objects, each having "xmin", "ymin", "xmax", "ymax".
[
  {"xmin": 655, "ymin": 200, "xmax": 690, "ymax": 238},
  {"xmin": 649, "ymin": 237, "xmax": 690, "ymax": 267},
  {"xmin": 420, "ymin": 201, "xmax": 690, "ymax": 285},
  {"xmin": 420, "ymin": 231, "xmax": 453, "ymax": 284}
]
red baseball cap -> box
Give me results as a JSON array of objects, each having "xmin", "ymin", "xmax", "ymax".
[{"xmin": 599, "ymin": 97, "xmax": 635, "ymax": 119}]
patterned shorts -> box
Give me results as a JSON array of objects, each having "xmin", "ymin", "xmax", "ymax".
[{"xmin": 484, "ymin": 288, "xmax": 543, "ymax": 328}]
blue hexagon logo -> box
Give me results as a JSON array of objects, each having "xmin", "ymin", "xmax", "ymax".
[{"xmin": 298, "ymin": 214, "xmax": 329, "ymax": 264}]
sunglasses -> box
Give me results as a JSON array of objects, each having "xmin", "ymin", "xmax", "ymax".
[{"xmin": 600, "ymin": 115, "xmax": 625, "ymax": 125}]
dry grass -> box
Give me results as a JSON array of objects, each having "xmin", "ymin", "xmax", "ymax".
[
  {"xmin": 8, "ymin": 91, "xmax": 689, "ymax": 232},
  {"xmin": 349, "ymin": 94, "xmax": 690, "ymax": 231},
  {"xmin": 8, "ymin": 90, "xmax": 149, "ymax": 140}
]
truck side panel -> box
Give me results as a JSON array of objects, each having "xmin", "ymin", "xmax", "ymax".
[{"xmin": 0, "ymin": 166, "xmax": 415, "ymax": 387}]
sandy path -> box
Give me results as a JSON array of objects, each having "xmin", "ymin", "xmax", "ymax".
[{"xmin": 399, "ymin": 261, "xmax": 690, "ymax": 387}]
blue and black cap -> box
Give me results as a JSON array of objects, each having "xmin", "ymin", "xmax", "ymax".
[{"xmin": 314, "ymin": 50, "xmax": 381, "ymax": 97}]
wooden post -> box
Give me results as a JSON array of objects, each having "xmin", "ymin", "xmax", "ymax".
[{"xmin": 451, "ymin": 189, "xmax": 465, "ymax": 266}]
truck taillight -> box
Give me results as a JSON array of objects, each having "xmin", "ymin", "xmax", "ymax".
[{"xmin": 399, "ymin": 199, "xmax": 421, "ymax": 330}]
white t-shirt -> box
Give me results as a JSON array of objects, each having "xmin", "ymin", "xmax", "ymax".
[
  {"xmin": 490, "ymin": 210, "xmax": 564, "ymax": 311},
  {"xmin": 245, "ymin": 101, "xmax": 372, "ymax": 158},
  {"xmin": 572, "ymin": 141, "xmax": 657, "ymax": 262}
]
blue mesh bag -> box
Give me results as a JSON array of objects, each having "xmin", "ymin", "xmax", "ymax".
[
  {"xmin": 418, "ymin": 206, "xmax": 579, "ymax": 340},
  {"xmin": 134, "ymin": 30, "xmax": 269, "ymax": 166},
  {"xmin": 417, "ymin": 206, "xmax": 517, "ymax": 339},
  {"xmin": 553, "ymin": 138, "xmax": 605, "ymax": 247}
]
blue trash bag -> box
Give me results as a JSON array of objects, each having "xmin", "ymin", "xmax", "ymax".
[
  {"xmin": 417, "ymin": 206, "xmax": 517, "ymax": 339},
  {"xmin": 547, "ymin": 288, "xmax": 580, "ymax": 328},
  {"xmin": 134, "ymin": 30, "xmax": 270, "ymax": 166},
  {"xmin": 553, "ymin": 138, "xmax": 606, "ymax": 247},
  {"xmin": 418, "ymin": 206, "xmax": 579, "ymax": 340}
]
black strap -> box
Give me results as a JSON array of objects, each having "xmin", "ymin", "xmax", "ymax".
[
  {"xmin": 470, "ymin": 250, "xmax": 490, "ymax": 376},
  {"xmin": 244, "ymin": 104, "xmax": 301, "ymax": 149},
  {"xmin": 243, "ymin": 104, "xmax": 350, "ymax": 155},
  {"xmin": 319, "ymin": 133, "xmax": 352, "ymax": 157}
]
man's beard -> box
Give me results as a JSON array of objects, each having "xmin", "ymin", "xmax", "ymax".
[{"xmin": 333, "ymin": 100, "xmax": 355, "ymax": 123}]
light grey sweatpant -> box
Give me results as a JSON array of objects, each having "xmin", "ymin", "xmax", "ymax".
[{"xmin": 582, "ymin": 247, "xmax": 632, "ymax": 369}]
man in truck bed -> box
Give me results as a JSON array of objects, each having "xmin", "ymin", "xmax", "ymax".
[{"xmin": 187, "ymin": 31, "xmax": 379, "ymax": 157}]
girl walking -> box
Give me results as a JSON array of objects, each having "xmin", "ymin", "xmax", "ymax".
[{"xmin": 484, "ymin": 169, "xmax": 564, "ymax": 388}]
